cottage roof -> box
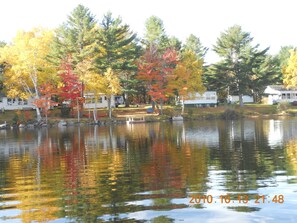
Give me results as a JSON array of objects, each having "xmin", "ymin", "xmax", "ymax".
[{"xmin": 267, "ymin": 85, "xmax": 297, "ymax": 91}]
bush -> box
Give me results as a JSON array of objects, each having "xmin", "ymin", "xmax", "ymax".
[
  {"xmin": 277, "ymin": 102, "xmax": 289, "ymax": 112},
  {"xmin": 12, "ymin": 113, "xmax": 19, "ymax": 125},
  {"xmin": 60, "ymin": 107, "xmax": 71, "ymax": 118},
  {"xmin": 220, "ymin": 108, "xmax": 240, "ymax": 120},
  {"xmin": 187, "ymin": 108, "xmax": 194, "ymax": 117}
]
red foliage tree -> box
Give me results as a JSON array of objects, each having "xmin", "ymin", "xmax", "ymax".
[
  {"xmin": 59, "ymin": 61, "xmax": 84, "ymax": 118},
  {"xmin": 137, "ymin": 46, "xmax": 177, "ymax": 114}
]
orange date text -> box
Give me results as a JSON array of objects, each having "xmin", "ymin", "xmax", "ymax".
[{"xmin": 189, "ymin": 194, "xmax": 284, "ymax": 204}]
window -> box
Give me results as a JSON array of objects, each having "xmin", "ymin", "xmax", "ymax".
[
  {"xmin": 282, "ymin": 93, "xmax": 286, "ymax": 99},
  {"xmin": 287, "ymin": 93, "xmax": 291, "ymax": 99}
]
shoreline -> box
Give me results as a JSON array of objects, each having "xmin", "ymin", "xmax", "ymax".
[{"xmin": 1, "ymin": 105, "xmax": 297, "ymax": 129}]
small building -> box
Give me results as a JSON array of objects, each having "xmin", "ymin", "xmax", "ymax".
[
  {"xmin": 83, "ymin": 93, "xmax": 124, "ymax": 109},
  {"xmin": 182, "ymin": 91, "xmax": 218, "ymax": 107},
  {"xmin": 264, "ymin": 85, "xmax": 297, "ymax": 104},
  {"xmin": 227, "ymin": 95, "xmax": 254, "ymax": 104},
  {"xmin": 0, "ymin": 95, "xmax": 36, "ymax": 111}
]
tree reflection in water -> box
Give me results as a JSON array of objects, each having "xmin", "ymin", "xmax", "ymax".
[{"xmin": 0, "ymin": 119, "xmax": 297, "ymax": 222}]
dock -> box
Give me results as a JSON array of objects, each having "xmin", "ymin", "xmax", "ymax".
[{"xmin": 126, "ymin": 116, "xmax": 146, "ymax": 124}]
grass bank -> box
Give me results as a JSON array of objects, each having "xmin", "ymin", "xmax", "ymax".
[{"xmin": 1, "ymin": 104, "xmax": 297, "ymax": 126}]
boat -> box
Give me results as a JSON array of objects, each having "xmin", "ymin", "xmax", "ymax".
[
  {"xmin": 19, "ymin": 124, "xmax": 26, "ymax": 128},
  {"xmin": 171, "ymin": 116, "xmax": 184, "ymax": 121},
  {"xmin": 0, "ymin": 121, "xmax": 8, "ymax": 129},
  {"xmin": 58, "ymin": 120, "xmax": 67, "ymax": 127}
]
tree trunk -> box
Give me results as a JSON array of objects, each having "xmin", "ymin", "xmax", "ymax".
[
  {"xmin": 124, "ymin": 93, "xmax": 129, "ymax": 107},
  {"xmin": 107, "ymin": 97, "xmax": 112, "ymax": 119},
  {"xmin": 152, "ymin": 100, "xmax": 155, "ymax": 111},
  {"xmin": 181, "ymin": 96, "xmax": 185, "ymax": 115},
  {"xmin": 35, "ymin": 107, "xmax": 42, "ymax": 122},
  {"xmin": 93, "ymin": 95, "xmax": 97, "ymax": 122},
  {"xmin": 76, "ymin": 97, "xmax": 80, "ymax": 122},
  {"xmin": 239, "ymin": 94, "xmax": 244, "ymax": 107}
]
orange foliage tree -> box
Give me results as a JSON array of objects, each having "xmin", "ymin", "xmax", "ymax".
[
  {"xmin": 33, "ymin": 83, "xmax": 58, "ymax": 124},
  {"xmin": 137, "ymin": 46, "xmax": 177, "ymax": 114}
]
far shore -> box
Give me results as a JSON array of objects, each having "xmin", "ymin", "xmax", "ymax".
[{"xmin": 1, "ymin": 104, "xmax": 297, "ymax": 128}]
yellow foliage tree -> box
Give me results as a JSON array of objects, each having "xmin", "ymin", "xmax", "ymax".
[
  {"xmin": 173, "ymin": 50, "xmax": 205, "ymax": 113},
  {"xmin": 285, "ymin": 140, "xmax": 297, "ymax": 175},
  {"xmin": 283, "ymin": 50, "xmax": 297, "ymax": 88},
  {"xmin": 0, "ymin": 28, "xmax": 55, "ymax": 121},
  {"xmin": 101, "ymin": 68, "xmax": 122, "ymax": 119},
  {"xmin": 77, "ymin": 58, "xmax": 105, "ymax": 122},
  {"xmin": 80, "ymin": 63, "xmax": 121, "ymax": 119}
]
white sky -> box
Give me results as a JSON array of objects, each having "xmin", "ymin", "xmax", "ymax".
[{"xmin": 1, "ymin": 0, "xmax": 297, "ymax": 63}]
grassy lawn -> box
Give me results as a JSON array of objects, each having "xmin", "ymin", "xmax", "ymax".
[
  {"xmin": 237, "ymin": 104, "xmax": 278, "ymax": 115},
  {"xmin": 0, "ymin": 103, "xmax": 293, "ymax": 125}
]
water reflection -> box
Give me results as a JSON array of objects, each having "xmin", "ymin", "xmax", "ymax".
[{"xmin": 0, "ymin": 118, "xmax": 297, "ymax": 222}]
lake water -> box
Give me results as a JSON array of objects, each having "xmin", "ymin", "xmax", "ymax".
[{"xmin": 0, "ymin": 118, "xmax": 297, "ymax": 222}]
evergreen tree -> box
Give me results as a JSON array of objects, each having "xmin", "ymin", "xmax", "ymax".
[
  {"xmin": 0, "ymin": 42, "xmax": 6, "ymax": 92},
  {"xmin": 205, "ymin": 25, "xmax": 273, "ymax": 105},
  {"xmin": 95, "ymin": 12, "xmax": 141, "ymax": 106},
  {"xmin": 48, "ymin": 4, "xmax": 97, "ymax": 68},
  {"xmin": 167, "ymin": 36, "xmax": 182, "ymax": 51},
  {"xmin": 143, "ymin": 16, "xmax": 168, "ymax": 47},
  {"xmin": 183, "ymin": 34, "xmax": 208, "ymax": 59}
]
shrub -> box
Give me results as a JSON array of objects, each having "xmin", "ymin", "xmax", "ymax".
[
  {"xmin": 220, "ymin": 108, "xmax": 240, "ymax": 120},
  {"xmin": 60, "ymin": 107, "xmax": 71, "ymax": 118},
  {"xmin": 277, "ymin": 102, "xmax": 289, "ymax": 112}
]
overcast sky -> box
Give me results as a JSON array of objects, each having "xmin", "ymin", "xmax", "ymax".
[{"xmin": 1, "ymin": 0, "xmax": 297, "ymax": 63}]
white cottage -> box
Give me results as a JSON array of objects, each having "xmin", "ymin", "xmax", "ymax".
[
  {"xmin": 83, "ymin": 93, "xmax": 124, "ymax": 109},
  {"xmin": 0, "ymin": 95, "xmax": 36, "ymax": 111},
  {"xmin": 227, "ymin": 95, "xmax": 254, "ymax": 104},
  {"xmin": 264, "ymin": 85, "xmax": 297, "ymax": 104},
  {"xmin": 182, "ymin": 91, "xmax": 218, "ymax": 107}
]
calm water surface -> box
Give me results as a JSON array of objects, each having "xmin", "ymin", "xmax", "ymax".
[{"xmin": 0, "ymin": 118, "xmax": 297, "ymax": 222}]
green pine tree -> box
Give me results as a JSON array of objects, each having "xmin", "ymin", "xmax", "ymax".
[
  {"xmin": 205, "ymin": 25, "xmax": 273, "ymax": 106},
  {"xmin": 48, "ymin": 4, "xmax": 97, "ymax": 68},
  {"xmin": 95, "ymin": 12, "xmax": 141, "ymax": 106},
  {"xmin": 183, "ymin": 34, "xmax": 208, "ymax": 59},
  {"xmin": 0, "ymin": 41, "xmax": 7, "ymax": 92}
]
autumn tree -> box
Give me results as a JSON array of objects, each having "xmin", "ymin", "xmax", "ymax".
[
  {"xmin": 102, "ymin": 68, "xmax": 122, "ymax": 118},
  {"xmin": 137, "ymin": 46, "xmax": 177, "ymax": 114},
  {"xmin": 0, "ymin": 28, "xmax": 55, "ymax": 121},
  {"xmin": 33, "ymin": 83, "xmax": 58, "ymax": 124},
  {"xmin": 79, "ymin": 59, "xmax": 121, "ymax": 119},
  {"xmin": 95, "ymin": 12, "xmax": 141, "ymax": 106},
  {"xmin": 77, "ymin": 58, "xmax": 104, "ymax": 121},
  {"xmin": 283, "ymin": 50, "xmax": 297, "ymax": 88},
  {"xmin": 173, "ymin": 50, "xmax": 205, "ymax": 114},
  {"xmin": 272, "ymin": 46, "xmax": 297, "ymax": 84},
  {"xmin": 59, "ymin": 60, "xmax": 83, "ymax": 120},
  {"xmin": 47, "ymin": 5, "xmax": 98, "ymax": 119}
]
